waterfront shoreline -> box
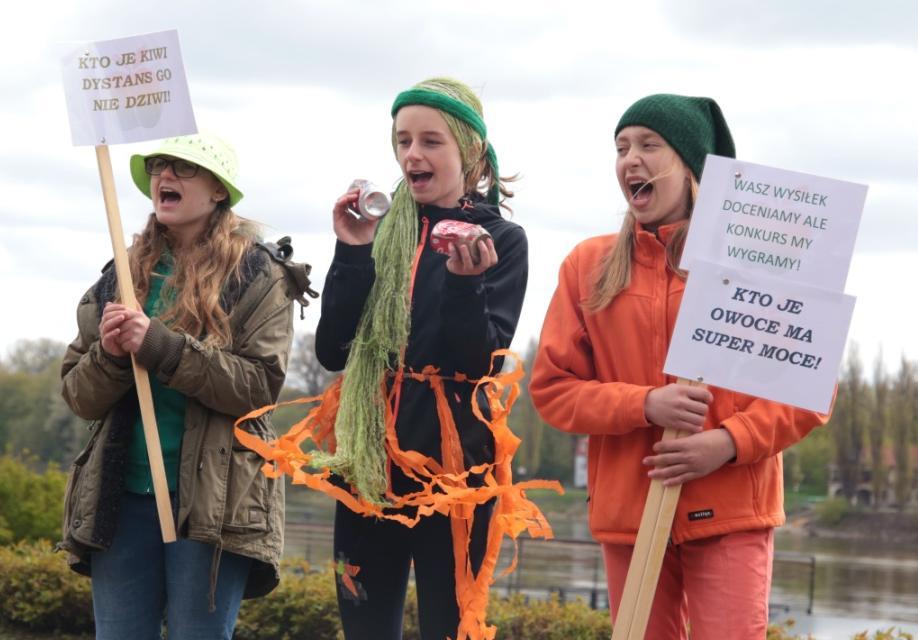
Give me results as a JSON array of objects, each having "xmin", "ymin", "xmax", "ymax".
[{"xmin": 784, "ymin": 506, "xmax": 918, "ymax": 545}]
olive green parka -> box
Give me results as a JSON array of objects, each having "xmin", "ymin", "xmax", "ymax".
[{"xmin": 59, "ymin": 241, "xmax": 315, "ymax": 598}]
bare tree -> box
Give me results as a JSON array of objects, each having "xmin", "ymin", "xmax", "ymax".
[
  {"xmin": 870, "ymin": 352, "xmax": 890, "ymax": 509},
  {"xmin": 288, "ymin": 332, "xmax": 336, "ymax": 396},
  {"xmin": 891, "ymin": 356, "xmax": 916, "ymax": 509},
  {"xmin": 3, "ymin": 338, "xmax": 68, "ymax": 374},
  {"xmin": 833, "ymin": 345, "xmax": 868, "ymax": 503},
  {"xmin": 509, "ymin": 338, "xmax": 544, "ymax": 478}
]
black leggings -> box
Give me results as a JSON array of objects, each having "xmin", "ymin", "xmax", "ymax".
[{"xmin": 333, "ymin": 499, "xmax": 493, "ymax": 640}]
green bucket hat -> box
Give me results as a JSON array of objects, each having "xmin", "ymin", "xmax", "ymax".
[
  {"xmin": 130, "ymin": 132, "xmax": 244, "ymax": 207},
  {"xmin": 615, "ymin": 94, "xmax": 735, "ymax": 180}
]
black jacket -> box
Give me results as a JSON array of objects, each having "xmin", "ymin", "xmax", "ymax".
[{"xmin": 316, "ymin": 199, "xmax": 528, "ymax": 493}]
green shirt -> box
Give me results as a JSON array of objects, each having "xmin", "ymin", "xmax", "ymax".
[{"xmin": 124, "ymin": 258, "xmax": 187, "ymax": 495}]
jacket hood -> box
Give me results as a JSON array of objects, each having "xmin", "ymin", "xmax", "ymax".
[{"xmin": 417, "ymin": 196, "xmax": 503, "ymax": 225}]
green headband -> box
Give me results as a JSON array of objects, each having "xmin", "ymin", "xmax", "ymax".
[{"xmin": 391, "ymin": 88, "xmax": 500, "ymax": 205}]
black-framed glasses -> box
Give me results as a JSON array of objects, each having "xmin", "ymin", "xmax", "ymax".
[{"xmin": 144, "ymin": 156, "xmax": 200, "ymax": 178}]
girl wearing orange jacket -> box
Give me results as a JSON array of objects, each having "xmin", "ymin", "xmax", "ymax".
[{"xmin": 529, "ymin": 94, "xmax": 828, "ymax": 639}]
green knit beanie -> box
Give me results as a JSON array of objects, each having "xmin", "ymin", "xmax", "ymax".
[{"xmin": 614, "ymin": 94, "xmax": 735, "ymax": 179}]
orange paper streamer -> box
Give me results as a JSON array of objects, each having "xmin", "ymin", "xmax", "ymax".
[{"xmin": 234, "ymin": 350, "xmax": 563, "ymax": 640}]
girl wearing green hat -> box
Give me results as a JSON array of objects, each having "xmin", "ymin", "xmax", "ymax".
[
  {"xmin": 530, "ymin": 94, "xmax": 828, "ymax": 638},
  {"xmin": 314, "ymin": 77, "xmax": 530, "ymax": 640},
  {"xmin": 59, "ymin": 133, "xmax": 309, "ymax": 639}
]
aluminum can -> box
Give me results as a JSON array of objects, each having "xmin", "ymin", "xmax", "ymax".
[{"xmin": 348, "ymin": 179, "xmax": 390, "ymax": 220}]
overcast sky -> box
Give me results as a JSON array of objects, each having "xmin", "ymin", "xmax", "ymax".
[{"xmin": 1, "ymin": 0, "xmax": 915, "ymax": 375}]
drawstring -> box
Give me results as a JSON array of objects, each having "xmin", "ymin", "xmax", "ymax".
[{"xmin": 208, "ymin": 542, "xmax": 224, "ymax": 613}]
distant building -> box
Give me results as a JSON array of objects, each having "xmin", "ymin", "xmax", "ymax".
[{"xmin": 827, "ymin": 445, "xmax": 918, "ymax": 508}]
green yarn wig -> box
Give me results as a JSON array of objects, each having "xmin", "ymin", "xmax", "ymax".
[
  {"xmin": 309, "ymin": 186, "xmax": 418, "ymax": 503},
  {"xmin": 313, "ymin": 78, "xmax": 497, "ymax": 504},
  {"xmin": 391, "ymin": 79, "xmax": 501, "ymax": 205}
]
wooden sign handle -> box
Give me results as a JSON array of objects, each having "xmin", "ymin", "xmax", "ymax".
[
  {"xmin": 611, "ymin": 377, "xmax": 705, "ymax": 639},
  {"xmin": 95, "ymin": 145, "xmax": 176, "ymax": 543}
]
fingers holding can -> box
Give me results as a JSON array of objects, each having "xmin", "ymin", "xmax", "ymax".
[
  {"xmin": 347, "ymin": 179, "xmax": 391, "ymax": 220},
  {"xmin": 434, "ymin": 220, "xmax": 497, "ymax": 275},
  {"xmin": 476, "ymin": 236, "xmax": 498, "ymax": 269},
  {"xmin": 333, "ymin": 189, "xmax": 378, "ymax": 246}
]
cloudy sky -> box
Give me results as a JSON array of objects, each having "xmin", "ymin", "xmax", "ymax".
[{"xmin": 1, "ymin": 0, "xmax": 915, "ymax": 375}]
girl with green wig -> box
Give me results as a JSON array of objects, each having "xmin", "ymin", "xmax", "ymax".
[{"xmin": 312, "ymin": 77, "xmax": 535, "ymax": 640}]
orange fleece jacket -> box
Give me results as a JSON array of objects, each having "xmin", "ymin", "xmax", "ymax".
[{"xmin": 529, "ymin": 222, "xmax": 829, "ymax": 545}]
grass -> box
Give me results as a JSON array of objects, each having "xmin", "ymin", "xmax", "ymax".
[
  {"xmin": 526, "ymin": 486, "xmax": 588, "ymax": 517},
  {"xmin": 783, "ymin": 488, "xmax": 825, "ymax": 514}
]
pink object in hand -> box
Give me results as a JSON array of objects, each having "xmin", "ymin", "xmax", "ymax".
[{"xmin": 430, "ymin": 220, "xmax": 491, "ymax": 264}]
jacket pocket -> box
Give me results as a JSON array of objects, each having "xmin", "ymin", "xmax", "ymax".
[
  {"xmin": 62, "ymin": 423, "xmax": 101, "ymax": 541},
  {"xmin": 222, "ymin": 446, "xmax": 273, "ymax": 534}
]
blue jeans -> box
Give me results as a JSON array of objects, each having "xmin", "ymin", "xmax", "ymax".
[{"xmin": 90, "ymin": 492, "xmax": 252, "ymax": 640}]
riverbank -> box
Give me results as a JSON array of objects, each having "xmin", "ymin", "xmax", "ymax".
[
  {"xmin": 527, "ymin": 486, "xmax": 918, "ymax": 546},
  {"xmin": 770, "ymin": 612, "xmax": 918, "ymax": 639},
  {"xmin": 786, "ymin": 505, "xmax": 918, "ymax": 545},
  {"xmin": 287, "ymin": 484, "xmax": 918, "ymax": 543},
  {"xmin": 529, "ymin": 486, "xmax": 918, "ymax": 546}
]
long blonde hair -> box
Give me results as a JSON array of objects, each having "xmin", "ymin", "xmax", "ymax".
[
  {"xmin": 585, "ymin": 175, "xmax": 699, "ymax": 313},
  {"xmin": 127, "ymin": 203, "xmax": 259, "ymax": 347}
]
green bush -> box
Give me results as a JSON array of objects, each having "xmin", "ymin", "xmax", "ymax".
[
  {"xmin": 0, "ymin": 544, "xmax": 911, "ymax": 640},
  {"xmin": 0, "ymin": 454, "xmax": 67, "ymax": 544},
  {"xmin": 488, "ymin": 594, "xmax": 610, "ymax": 639},
  {"xmin": 852, "ymin": 629, "xmax": 915, "ymax": 640},
  {"xmin": 765, "ymin": 619, "xmax": 914, "ymax": 640},
  {"xmin": 234, "ymin": 560, "xmax": 341, "ymax": 640},
  {"xmin": 0, "ymin": 541, "xmax": 93, "ymax": 633},
  {"xmin": 814, "ymin": 496, "xmax": 851, "ymax": 526},
  {"xmin": 237, "ymin": 565, "xmax": 611, "ymax": 640},
  {"xmin": 768, "ymin": 619, "xmax": 813, "ymax": 639}
]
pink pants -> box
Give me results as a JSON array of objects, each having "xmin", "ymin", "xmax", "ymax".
[{"xmin": 602, "ymin": 528, "xmax": 774, "ymax": 640}]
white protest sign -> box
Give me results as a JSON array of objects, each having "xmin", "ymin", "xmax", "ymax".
[
  {"xmin": 61, "ymin": 29, "xmax": 196, "ymax": 146},
  {"xmin": 664, "ymin": 260, "xmax": 855, "ymax": 413},
  {"xmin": 681, "ymin": 155, "xmax": 867, "ymax": 292}
]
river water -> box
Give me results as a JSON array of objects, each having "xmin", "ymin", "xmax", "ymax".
[
  {"xmin": 284, "ymin": 496, "xmax": 918, "ymax": 637},
  {"xmin": 771, "ymin": 530, "xmax": 918, "ymax": 637}
]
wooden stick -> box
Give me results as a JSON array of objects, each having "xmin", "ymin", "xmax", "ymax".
[
  {"xmin": 95, "ymin": 145, "xmax": 176, "ymax": 543},
  {"xmin": 611, "ymin": 378, "xmax": 705, "ymax": 640}
]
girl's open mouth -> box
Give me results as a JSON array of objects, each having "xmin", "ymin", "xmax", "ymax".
[
  {"xmin": 159, "ymin": 187, "xmax": 182, "ymax": 204},
  {"xmin": 629, "ymin": 180, "xmax": 653, "ymax": 206},
  {"xmin": 409, "ymin": 171, "xmax": 433, "ymax": 187}
]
